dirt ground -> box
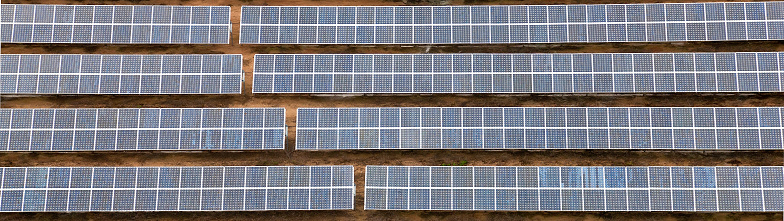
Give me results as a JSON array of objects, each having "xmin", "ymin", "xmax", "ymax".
[{"xmin": 2, "ymin": 0, "xmax": 784, "ymax": 220}]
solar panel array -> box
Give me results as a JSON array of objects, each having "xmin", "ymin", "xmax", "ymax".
[
  {"xmin": 0, "ymin": 54, "xmax": 243, "ymax": 94},
  {"xmin": 0, "ymin": 166, "xmax": 354, "ymax": 212},
  {"xmin": 296, "ymin": 107, "xmax": 784, "ymax": 150},
  {"xmin": 1, "ymin": 5, "xmax": 231, "ymax": 44},
  {"xmin": 365, "ymin": 166, "xmax": 784, "ymax": 211},
  {"xmin": 239, "ymin": 3, "xmax": 784, "ymax": 44},
  {"xmin": 253, "ymin": 53, "xmax": 784, "ymax": 93},
  {"xmin": 0, "ymin": 108, "xmax": 285, "ymax": 151}
]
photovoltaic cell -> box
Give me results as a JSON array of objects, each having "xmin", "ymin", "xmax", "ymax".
[
  {"xmin": 240, "ymin": 3, "xmax": 784, "ymax": 44},
  {"xmin": 253, "ymin": 53, "xmax": 783, "ymax": 94},
  {"xmin": 1, "ymin": 54, "xmax": 243, "ymax": 94},
  {"xmin": 365, "ymin": 166, "xmax": 784, "ymax": 211},
  {"xmin": 0, "ymin": 166, "xmax": 354, "ymax": 212},
  {"xmin": 296, "ymin": 107, "xmax": 783, "ymax": 150},
  {"xmin": 1, "ymin": 5, "xmax": 231, "ymax": 44},
  {"xmin": 0, "ymin": 108, "xmax": 285, "ymax": 151}
]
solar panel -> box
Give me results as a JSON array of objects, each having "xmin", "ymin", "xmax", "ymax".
[
  {"xmin": 1, "ymin": 5, "xmax": 231, "ymax": 44},
  {"xmin": 0, "ymin": 166, "xmax": 354, "ymax": 212},
  {"xmin": 296, "ymin": 107, "xmax": 784, "ymax": 150},
  {"xmin": 253, "ymin": 53, "xmax": 784, "ymax": 93},
  {"xmin": 0, "ymin": 54, "xmax": 243, "ymax": 94},
  {"xmin": 0, "ymin": 108, "xmax": 285, "ymax": 151},
  {"xmin": 365, "ymin": 166, "xmax": 784, "ymax": 211},
  {"xmin": 240, "ymin": 3, "xmax": 784, "ymax": 44}
]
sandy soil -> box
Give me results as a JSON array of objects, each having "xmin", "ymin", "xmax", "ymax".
[{"xmin": 2, "ymin": 0, "xmax": 784, "ymax": 220}]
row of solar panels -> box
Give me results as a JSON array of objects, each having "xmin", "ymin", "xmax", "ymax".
[
  {"xmin": 253, "ymin": 52, "xmax": 784, "ymax": 93},
  {"xmin": 0, "ymin": 108, "xmax": 285, "ymax": 151},
  {"xmin": 241, "ymin": 20, "xmax": 784, "ymax": 44},
  {"xmin": 242, "ymin": 4, "xmax": 784, "ymax": 25},
  {"xmin": 0, "ymin": 54, "xmax": 243, "ymax": 94},
  {"xmin": 0, "ymin": 166, "xmax": 781, "ymax": 212},
  {"xmin": 0, "ymin": 166, "xmax": 355, "ymax": 212},
  {"xmin": 2, "ymin": 107, "xmax": 784, "ymax": 151},
  {"xmin": 1, "ymin": 5, "xmax": 231, "ymax": 44},
  {"xmin": 239, "ymin": 3, "xmax": 784, "ymax": 44},
  {"xmin": 295, "ymin": 107, "xmax": 784, "ymax": 150},
  {"xmin": 365, "ymin": 166, "xmax": 784, "ymax": 211},
  {"xmin": 4, "ymin": 3, "xmax": 784, "ymax": 44},
  {"xmin": 7, "ymin": 52, "xmax": 784, "ymax": 95}
]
